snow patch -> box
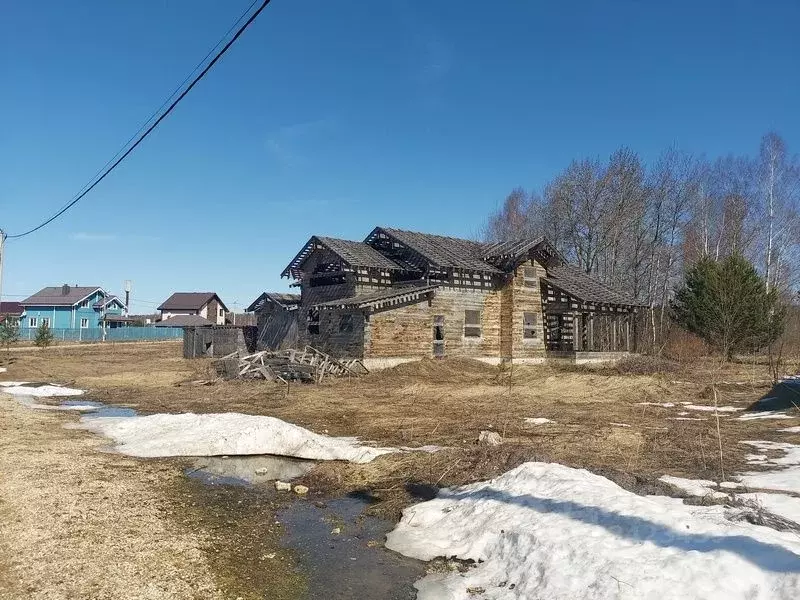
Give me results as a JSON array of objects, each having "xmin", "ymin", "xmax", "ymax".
[
  {"xmin": 737, "ymin": 412, "xmax": 796, "ymax": 421},
  {"xmin": 524, "ymin": 417, "xmax": 554, "ymax": 426},
  {"xmin": 386, "ymin": 462, "xmax": 800, "ymax": 599},
  {"xmin": 737, "ymin": 493, "xmax": 800, "ymax": 526},
  {"xmin": 637, "ymin": 402, "xmax": 675, "ymax": 408},
  {"xmin": 683, "ymin": 404, "xmax": 743, "ymax": 413},
  {"xmin": 609, "ymin": 422, "xmax": 631, "ymax": 428},
  {"xmin": 736, "ymin": 441, "xmax": 800, "ymax": 494},
  {"xmin": 76, "ymin": 412, "xmax": 394, "ymax": 463},
  {"xmin": 0, "ymin": 384, "xmax": 84, "ymax": 397},
  {"xmin": 779, "ymin": 426, "xmax": 800, "ymax": 434},
  {"xmin": 16, "ymin": 397, "xmax": 98, "ymax": 412},
  {"xmin": 659, "ymin": 475, "xmax": 725, "ymax": 498}
]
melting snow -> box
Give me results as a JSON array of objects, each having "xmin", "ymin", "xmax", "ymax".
[
  {"xmin": 15, "ymin": 397, "xmax": 98, "ymax": 412},
  {"xmin": 386, "ymin": 462, "xmax": 800, "ymax": 599},
  {"xmin": 609, "ymin": 422, "xmax": 631, "ymax": 428},
  {"xmin": 737, "ymin": 493, "xmax": 800, "ymax": 526},
  {"xmin": 659, "ymin": 475, "xmax": 727, "ymax": 499},
  {"xmin": 77, "ymin": 412, "xmax": 395, "ymax": 463},
  {"xmin": 737, "ymin": 412, "xmax": 796, "ymax": 421},
  {"xmin": 0, "ymin": 384, "xmax": 84, "ymax": 397},
  {"xmin": 779, "ymin": 426, "xmax": 800, "ymax": 434},
  {"xmin": 683, "ymin": 404, "xmax": 743, "ymax": 413},
  {"xmin": 524, "ymin": 418, "xmax": 554, "ymax": 426},
  {"xmin": 736, "ymin": 441, "xmax": 800, "ymax": 494},
  {"xmin": 637, "ymin": 402, "xmax": 676, "ymax": 408}
]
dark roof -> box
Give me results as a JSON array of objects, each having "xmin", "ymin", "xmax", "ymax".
[
  {"xmin": 21, "ymin": 286, "xmax": 103, "ymax": 307},
  {"xmin": 94, "ymin": 295, "xmax": 125, "ymax": 310},
  {"xmin": 313, "ymin": 282, "xmax": 439, "ymax": 311},
  {"xmin": 282, "ymin": 236, "xmax": 408, "ymax": 279},
  {"xmin": 155, "ymin": 314, "xmax": 214, "ymax": 327},
  {"xmin": 101, "ymin": 314, "xmax": 138, "ymax": 323},
  {"xmin": 0, "ymin": 302, "xmax": 23, "ymax": 315},
  {"xmin": 366, "ymin": 227, "xmax": 502, "ymax": 274},
  {"xmin": 544, "ymin": 264, "xmax": 637, "ymax": 306},
  {"xmin": 246, "ymin": 292, "xmax": 301, "ymax": 312},
  {"xmin": 481, "ymin": 238, "xmax": 565, "ymax": 271},
  {"xmin": 158, "ymin": 292, "xmax": 228, "ymax": 312}
]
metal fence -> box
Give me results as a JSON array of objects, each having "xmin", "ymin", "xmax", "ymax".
[{"xmin": 17, "ymin": 327, "xmax": 184, "ymax": 343}]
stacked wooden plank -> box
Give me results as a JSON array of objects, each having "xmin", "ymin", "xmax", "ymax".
[{"xmin": 216, "ymin": 345, "xmax": 368, "ymax": 383}]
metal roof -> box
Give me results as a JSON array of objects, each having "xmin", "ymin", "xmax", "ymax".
[
  {"xmin": 154, "ymin": 314, "xmax": 215, "ymax": 327},
  {"xmin": 21, "ymin": 286, "xmax": 104, "ymax": 307},
  {"xmin": 0, "ymin": 302, "xmax": 23, "ymax": 315},
  {"xmin": 158, "ymin": 292, "xmax": 228, "ymax": 312}
]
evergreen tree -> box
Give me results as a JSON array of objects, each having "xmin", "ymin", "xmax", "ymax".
[
  {"xmin": 34, "ymin": 322, "xmax": 54, "ymax": 349},
  {"xmin": 671, "ymin": 254, "xmax": 784, "ymax": 359},
  {"xmin": 0, "ymin": 319, "xmax": 19, "ymax": 351}
]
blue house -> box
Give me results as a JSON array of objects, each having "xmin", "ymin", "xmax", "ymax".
[{"xmin": 20, "ymin": 285, "xmax": 126, "ymax": 332}]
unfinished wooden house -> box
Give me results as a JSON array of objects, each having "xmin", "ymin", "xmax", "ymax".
[{"xmin": 254, "ymin": 227, "xmax": 640, "ymax": 366}]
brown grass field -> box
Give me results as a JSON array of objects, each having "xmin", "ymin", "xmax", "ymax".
[
  {"xmin": 2, "ymin": 341, "xmax": 799, "ymax": 598},
  {"xmin": 3, "ymin": 341, "xmax": 799, "ymax": 512}
]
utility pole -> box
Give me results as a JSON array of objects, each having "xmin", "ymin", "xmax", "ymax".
[{"xmin": 0, "ymin": 229, "xmax": 6, "ymax": 311}]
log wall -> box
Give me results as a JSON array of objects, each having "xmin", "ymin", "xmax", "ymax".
[
  {"xmin": 508, "ymin": 259, "xmax": 546, "ymax": 358},
  {"xmin": 364, "ymin": 288, "xmax": 502, "ymax": 358}
]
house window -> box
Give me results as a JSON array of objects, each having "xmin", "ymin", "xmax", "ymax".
[
  {"xmin": 464, "ymin": 310, "xmax": 481, "ymax": 338},
  {"xmin": 80, "ymin": 318, "xmax": 89, "ymax": 329},
  {"xmin": 41, "ymin": 318, "xmax": 51, "ymax": 328},
  {"xmin": 523, "ymin": 266, "xmax": 538, "ymax": 287},
  {"xmin": 339, "ymin": 314, "xmax": 354, "ymax": 333},
  {"xmin": 218, "ymin": 308, "xmax": 224, "ymax": 318},
  {"xmin": 523, "ymin": 312, "xmax": 538, "ymax": 339},
  {"xmin": 80, "ymin": 299, "xmax": 90, "ymax": 308},
  {"xmin": 307, "ymin": 311, "xmax": 320, "ymax": 335},
  {"xmin": 29, "ymin": 317, "xmax": 37, "ymax": 328}
]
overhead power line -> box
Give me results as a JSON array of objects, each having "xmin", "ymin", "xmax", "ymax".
[{"xmin": 7, "ymin": 0, "xmax": 271, "ymax": 240}]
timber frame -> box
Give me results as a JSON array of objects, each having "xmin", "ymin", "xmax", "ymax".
[{"xmin": 252, "ymin": 226, "xmax": 641, "ymax": 361}]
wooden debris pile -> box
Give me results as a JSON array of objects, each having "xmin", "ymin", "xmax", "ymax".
[{"xmin": 214, "ymin": 345, "xmax": 368, "ymax": 384}]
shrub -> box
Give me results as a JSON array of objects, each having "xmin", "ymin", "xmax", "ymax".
[{"xmin": 34, "ymin": 322, "xmax": 54, "ymax": 349}]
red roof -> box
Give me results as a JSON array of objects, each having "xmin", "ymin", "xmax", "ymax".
[{"xmin": 0, "ymin": 302, "xmax": 23, "ymax": 316}]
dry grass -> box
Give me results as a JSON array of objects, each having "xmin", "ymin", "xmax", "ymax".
[
  {"xmin": 0, "ymin": 348, "xmax": 306, "ymax": 599},
  {"xmin": 4, "ymin": 343, "xmax": 799, "ymax": 518},
  {"xmin": 0, "ymin": 399, "xmax": 224, "ymax": 599}
]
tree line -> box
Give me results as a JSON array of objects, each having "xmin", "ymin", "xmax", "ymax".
[{"xmin": 483, "ymin": 132, "xmax": 800, "ymax": 349}]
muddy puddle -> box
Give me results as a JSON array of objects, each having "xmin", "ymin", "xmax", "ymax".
[
  {"xmin": 186, "ymin": 456, "xmax": 425, "ymax": 598},
  {"xmin": 187, "ymin": 455, "xmax": 315, "ymax": 486},
  {"xmin": 47, "ymin": 395, "xmax": 426, "ymax": 598},
  {"xmin": 278, "ymin": 496, "xmax": 425, "ymax": 599},
  {"xmin": 60, "ymin": 399, "xmax": 137, "ymax": 418}
]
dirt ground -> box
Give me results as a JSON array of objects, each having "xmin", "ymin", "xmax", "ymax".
[
  {"xmin": 0, "ymin": 358, "xmax": 306, "ymax": 599},
  {"xmin": 3, "ymin": 342, "xmax": 799, "ymax": 518}
]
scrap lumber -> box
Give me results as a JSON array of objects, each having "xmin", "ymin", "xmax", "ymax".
[{"xmin": 213, "ymin": 345, "xmax": 368, "ymax": 383}]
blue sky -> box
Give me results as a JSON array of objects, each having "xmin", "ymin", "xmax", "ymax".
[{"xmin": 1, "ymin": 0, "xmax": 799, "ymax": 313}]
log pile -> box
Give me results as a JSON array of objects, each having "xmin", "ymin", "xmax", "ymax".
[{"xmin": 215, "ymin": 345, "xmax": 368, "ymax": 383}]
